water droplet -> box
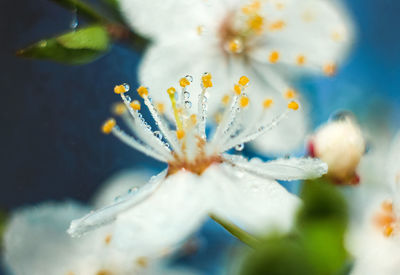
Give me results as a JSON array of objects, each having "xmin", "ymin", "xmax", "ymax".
[
  {"xmin": 123, "ymin": 83, "xmax": 130, "ymax": 92},
  {"xmin": 114, "ymin": 195, "xmax": 121, "ymax": 202},
  {"xmin": 235, "ymin": 143, "xmax": 244, "ymax": 151},
  {"xmin": 185, "ymin": 75, "xmax": 193, "ymax": 82},
  {"xmin": 185, "ymin": 101, "xmax": 192, "ymax": 108},
  {"xmin": 125, "ymin": 95, "xmax": 131, "ymax": 102},
  {"xmin": 184, "ymin": 91, "xmax": 190, "ymax": 99},
  {"xmin": 154, "ymin": 130, "xmax": 163, "ymax": 140},
  {"xmin": 70, "ymin": 9, "xmax": 78, "ymax": 30}
]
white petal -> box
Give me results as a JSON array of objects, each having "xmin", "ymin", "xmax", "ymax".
[
  {"xmin": 205, "ymin": 164, "xmax": 301, "ymax": 234},
  {"xmin": 387, "ymin": 131, "xmax": 400, "ymax": 194},
  {"xmin": 250, "ymin": 0, "xmax": 354, "ymax": 73},
  {"xmin": 3, "ymin": 201, "xmax": 98, "ymax": 275},
  {"xmin": 92, "ymin": 169, "xmax": 154, "ymax": 208},
  {"xmin": 223, "ymin": 154, "xmax": 328, "ymax": 181},
  {"xmin": 68, "ymin": 169, "xmax": 167, "ymax": 238},
  {"xmin": 110, "ymin": 170, "xmax": 209, "ymax": 255},
  {"xmin": 119, "ymin": 0, "xmax": 209, "ymax": 39}
]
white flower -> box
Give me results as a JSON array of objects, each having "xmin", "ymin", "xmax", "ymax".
[
  {"xmin": 347, "ymin": 131, "xmax": 400, "ymax": 275},
  {"xmin": 3, "ymin": 172, "xmax": 199, "ymax": 275},
  {"xmin": 309, "ymin": 114, "xmax": 365, "ymax": 184},
  {"xmin": 119, "ymin": 0, "xmax": 353, "ymax": 154},
  {"xmin": 67, "ymin": 74, "xmax": 327, "ymax": 254}
]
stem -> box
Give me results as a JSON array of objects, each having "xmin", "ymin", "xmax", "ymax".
[{"xmin": 209, "ymin": 213, "xmax": 259, "ymax": 247}]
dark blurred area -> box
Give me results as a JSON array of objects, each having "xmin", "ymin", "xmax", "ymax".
[{"xmin": 0, "ymin": 0, "xmax": 399, "ymax": 209}]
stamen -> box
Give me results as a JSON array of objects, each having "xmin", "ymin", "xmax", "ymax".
[
  {"xmin": 228, "ymin": 38, "xmax": 243, "ymax": 54},
  {"xmin": 247, "ymin": 14, "xmax": 264, "ymax": 33},
  {"xmin": 130, "ymin": 100, "xmax": 141, "ymax": 110},
  {"xmin": 296, "ymin": 55, "xmax": 306, "ymax": 66},
  {"xmin": 383, "ymin": 225, "xmax": 394, "ymax": 237},
  {"xmin": 167, "ymin": 87, "xmax": 184, "ymax": 131},
  {"xmin": 197, "ymin": 25, "xmax": 204, "ymax": 35},
  {"xmin": 197, "ymin": 73, "xmax": 212, "ymax": 139},
  {"xmin": 285, "ymin": 89, "xmax": 297, "ymax": 99},
  {"xmin": 242, "ymin": 1, "xmax": 261, "ymax": 14},
  {"xmin": 114, "ymin": 85, "xmax": 127, "ymax": 94},
  {"xmin": 137, "ymin": 86, "xmax": 149, "ymax": 97},
  {"xmin": 238, "ymin": 76, "xmax": 249, "ymax": 86},
  {"xmin": 288, "ymin": 101, "xmax": 299, "ymax": 110},
  {"xmin": 102, "ymin": 118, "xmax": 116, "ymax": 134},
  {"xmin": 263, "ymin": 98, "xmax": 274, "ymax": 109},
  {"xmin": 268, "ymin": 20, "xmax": 285, "ymax": 31},
  {"xmin": 156, "ymin": 103, "xmax": 165, "ymax": 114},
  {"xmin": 222, "ymin": 94, "xmax": 231, "ymax": 105},
  {"xmin": 269, "ymin": 51, "xmax": 280, "ymax": 63},
  {"xmin": 176, "ymin": 129, "xmax": 186, "ymax": 140},
  {"xmin": 323, "ymin": 63, "xmax": 337, "ymax": 76},
  {"xmin": 239, "ymin": 95, "xmax": 250, "ymax": 108},
  {"xmin": 112, "ymin": 103, "xmax": 126, "ymax": 116}
]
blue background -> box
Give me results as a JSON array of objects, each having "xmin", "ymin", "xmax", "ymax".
[{"xmin": 0, "ymin": 0, "xmax": 399, "ymax": 274}]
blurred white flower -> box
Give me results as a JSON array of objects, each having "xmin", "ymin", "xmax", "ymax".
[
  {"xmin": 347, "ymin": 131, "xmax": 400, "ymax": 275},
  {"xmin": 309, "ymin": 114, "xmax": 365, "ymax": 184},
  {"xmin": 119, "ymin": 0, "xmax": 354, "ymax": 154},
  {"xmin": 68, "ymin": 75, "xmax": 327, "ymax": 254},
  {"xmin": 3, "ymin": 171, "xmax": 198, "ymax": 275}
]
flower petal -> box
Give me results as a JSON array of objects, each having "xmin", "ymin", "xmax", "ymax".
[
  {"xmin": 68, "ymin": 169, "xmax": 167, "ymax": 238},
  {"xmin": 223, "ymin": 154, "xmax": 328, "ymax": 181},
  {"xmin": 3, "ymin": 202, "xmax": 96, "ymax": 275},
  {"xmin": 205, "ymin": 164, "xmax": 300, "ymax": 234},
  {"xmin": 92, "ymin": 169, "xmax": 154, "ymax": 208},
  {"xmin": 388, "ymin": 131, "xmax": 400, "ymax": 194},
  {"xmin": 110, "ymin": 170, "xmax": 209, "ymax": 255},
  {"xmin": 119, "ymin": 0, "xmax": 209, "ymax": 39}
]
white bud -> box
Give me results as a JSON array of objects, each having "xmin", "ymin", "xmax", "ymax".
[{"xmin": 311, "ymin": 116, "xmax": 365, "ymax": 183}]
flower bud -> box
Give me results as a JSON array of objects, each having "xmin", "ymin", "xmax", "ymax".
[{"xmin": 309, "ymin": 115, "xmax": 365, "ymax": 184}]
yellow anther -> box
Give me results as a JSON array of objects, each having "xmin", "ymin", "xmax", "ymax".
[
  {"xmin": 179, "ymin": 77, "xmax": 191, "ymax": 87},
  {"xmin": 202, "ymin": 73, "xmax": 213, "ymax": 88},
  {"xmin": 233, "ymin": 84, "xmax": 242, "ymax": 95},
  {"xmin": 215, "ymin": 112, "xmax": 223, "ymax": 124},
  {"xmin": 297, "ymin": 55, "xmax": 306, "ymax": 66},
  {"xmin": 176, "ymin": 129, "xmax": 186, "ymax": 140},
  {"xmin": 263, "ymin": 98, "xmax": 274, "ymax": 109},
  {"xmin": 247, "ymin": 14, "xmax": 264, "ymax": 33},
  {"xmin": 222, "ymin": 94, "xmax": 231, "ymax": 105},
  {"xmin": 167, "ymin": 87, "xmax": 176, "ymax": 96},
  {"xmin": 196, "ymin": 25, "xmax": 204, "ymax": 35},
  {"xmin": 332, "ymin": 31, "xmax": 342, "ymax": 41},
  {"xmin": 285, "ymin": 89, "xmax": 297, "ymax": 99},
  {"xmin": 130, "ymin": 100, "xmax": 141, "ymax": 111},
  {"xmin": 102, "ymin": 118, "xmax": 116, "ymax": 134},
  {"xmin": 323, "ymin": 63, "xmax": 337, "ymax": 76},
  {"xmin": 269, "ymin": 51, "xmax": 280, "ymax": 63},
  {"xmin": 96, "ymin": 270, "xmax": 113, "ymax": 275},
  {"xmin": 239, "ymin": 96, "xmax": 250, "ymax": 108},
  {"xmin": 275, "ymin": 2, "xmax": 285, "ymax": 10},
  {"xmin": 156, "ymin": 103, "xmax": 165, "ymax": 114},
  {"xmin": 228, "ymin": 39, "xmax": 243, "ymax": 53},
  {"xmin": 137, "ymin": 86, "xmax": 149, "ymax": 97},
  {"xmin": 190, "ymin": 114, "xmax": 197, "ymax": 125},
  {"xmin": 382, "ymin": 200, "xmax": 393, "ymax": 213},
  {"xmin": 269, "ymin": 20, "xmax": 286, "ymax": 31},
  {"xmin": 288, "ymin": 101, "xmax": 299, "ymax": 110},
  {"xmin": 383, "ymin": 225, "xmax": 394, "ymax": 237},
  {"xmin": 114, "ymin": 85, "xmax": 126, "ymax": 94},
  {"xmin": 136, "ymin": 257, "xmax": 149, "ymax": 268},
  {"xmin": 112, "ymin": 103, "xmax": 126, "ymax": 115},
  {"xmin": 238, "ymin": 76, "xmax": 250, "ymax": 86},
  {"xmin": 104, "ymin": 234, "xmax": 112, "ymax": 244},
  {"xmin": 242, "ymin": 1, "xmax": 261, "ymax": 14}
]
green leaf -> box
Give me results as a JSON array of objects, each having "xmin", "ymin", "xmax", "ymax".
[
  {"xmin": 0, "ymin": 209, "xmax": 7, "ymax": 247},
  {"xmin": 241, "ymin": 234, "xmax": 317, "ymax": 275},
  {"xmin": 16, "ymin": 25, "xmax": 110, "ymax": 65}
]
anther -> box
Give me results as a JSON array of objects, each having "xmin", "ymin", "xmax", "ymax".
[
  {"xmin": 112, "ymin": 103, "xmax": 126, "ymax": 115},
  {"xmin": 179, "ymin": 77, "xmax": 191, "ymax": 88},
  {"xmin": 269, "ymin": 51, "xmax": 280, "ymax": 63},
  {"xmin": 233, "ymin": 84, "xmax": 242, "ymax": 95},
  {"xmin": 383, "ymin": 225, "xmax": 394, "ymax": 237},
  {"xmin": 167, "ymin": 87, "xmax": 176, "ymax": 96},
  {"xmin": 102, "ymin": 118, "xmax": 116, "ymax": 134},
  {"xmin": 228, "ymin": 39, "xmax": 243, "ymax": 53},
  {"xmin": 222, "ymin": 94, "xmax": 231, "ymax": 105},
  {"xmin": 238, "ymin": 76, "xmax": 250, "ymax": 86},
  {"xmin": 130, "ymin": 100, "xmax": 141, "ymax": 111},
  {"xmin": 247, "ymin": 14, "xmax": 264, "ymax": 33},
  {"xmin": 285, "ymin": 89, "xmax": 297, "ymax": 99},
  {"xmin": 137, "ymin": 86, "xmax": 149, "ymax": 97},
  {"xmin": 239, "ymin": 96, "xmax": 250, "ymax": 108},
  {"xmin": 297, "ymin": 55, "xmax": 306, "ymax": 65},
  {"xmin": 202, "ymin": 73, "xmax": 213, "ymax": 88},
  {"xmin": 323, "ymin": 63, "xmax": 337, "ymax": 76},
  {"xmin": 114, "ymin": 85, "xmax": 126, "ymax": 94},
  {"xmin": 269, "ymin": 20, "xmax": 285, "ymax": 30},
  {"xmin": 156, "ymin": 103, "xmax": 165, "ymax": 114},
  {"xmin": 176, "ymin": 129, "xmax": 186, "ymax": 140},
  {"xmin": 263, "ymin": 98, "xmax": 273, "ymax": 109},
  {"xmin": 288, "ymin": 101, "xmax": 299, "ymax": 110}
]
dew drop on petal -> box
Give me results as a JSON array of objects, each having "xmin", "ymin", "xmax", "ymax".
[
  {"xmin": 125, "ymin": 95, "xmax": 131, "ymax": 102},
  {"xmin": 235, "ymin": 143, "xmax": 244, "ymax": 151},
  {"xmin": 185, "ymin": 75, "xmax": 193, "ymax": 82},
  {"xmin": 154, "ymin": 130, "xmax": 163, "ymax": 140},
  {"xmin": 184, "ymin": 91, "xmax": 190, "ymax": 100},
  {"xmin": 185, "ymin": 101, "xmax": 192, "ymax": 108}
]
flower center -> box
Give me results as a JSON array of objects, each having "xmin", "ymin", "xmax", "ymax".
[
  {"xmin": 102, "ymin": 75, "xmax": 299, "ymax": 176},
  {"xmin": 373, "ymin": 199, "xmax": 398, "ymax": 237}
]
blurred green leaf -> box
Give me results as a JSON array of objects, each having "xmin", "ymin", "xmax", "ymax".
[
  {"xmin": 103, "ymin": 0, "xmax": 119, "ymax": 9},
  {"xmin": 16, "ymin": 25, "xmax": 110, "ymax": 65},
  {"xmin": 0, "ymin": 210, "xmax": 7, "ymax": 248},
  {"xmin": 241, "ymin": 234, "xmax": 317, "ymax": 275}
]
